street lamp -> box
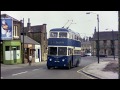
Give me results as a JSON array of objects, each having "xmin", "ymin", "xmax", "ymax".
[
  {"xmin": 106, "ymin": 28, "xmax": 115, "ymax": 60},
  {"xmin": 86, "ymin": 12, "xmax": 100, "ymax": 64}
]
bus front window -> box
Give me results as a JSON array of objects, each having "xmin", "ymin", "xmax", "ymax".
[
  {"xmin": 58, "ymin": 47, "xmax": 67, "ymax": 55},
  {"xmin": 48, "ymin": 47, "xmax": 57, "ymax": 55}
]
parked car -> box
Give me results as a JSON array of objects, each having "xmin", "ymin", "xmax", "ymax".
[{"xmin": 85, "ymin": 53, "xmax": 92, "ymax": 56}]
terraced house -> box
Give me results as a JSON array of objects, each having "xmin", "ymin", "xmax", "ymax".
[
  {"xmin": 0, "ymin": 14, "xmax": 22, "ymax": 64},
  {"xmin": 91, "ymin": 29, "xmax": 119, "ymax": 56}
]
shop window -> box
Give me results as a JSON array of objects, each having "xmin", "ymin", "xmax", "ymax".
[
  {"xmin": 5, "ymin": 46, "xmax": 10, "ymax": 51},
  {"xmin": 24, "ymin": 48, "xmax": 27, "ymax": 54},
  {"xmin": 17, "ymin": 46, "xmax": 20, "ymax": 50},
  {"xmin": 36, "ymin": 49, "xmax": 39, "ymax": 59},
  {"xmin": 30, "ymin": 49, "xmax": 35, "ymax": 57},
  {"xmin": 11, "ymin": 46, "xmax": 16, "ymax": 50}
]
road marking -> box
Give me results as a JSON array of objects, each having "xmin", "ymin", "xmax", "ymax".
[
  {"xmin": 32, "ymin": 69, "xmax": 39, "ymax": 71},
  {"xmin": 12, "ymin": 71, "xmax": 28, "ymax": 76},
  {"xmin": 77, "ymin": 70, "xmax": 95, "ymax": 79}
]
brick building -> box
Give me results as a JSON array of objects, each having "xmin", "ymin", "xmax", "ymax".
[
  {"xmin": 21, "ymin": 19, "xmax": 48, "ymax": 61},
  {"xmin": 21, "ymin": 35, "xmax": 41, "ymax": 63},
  {"xmin": 0, "ymin": 14, "xmax": 22, "ymax": 64},
  {"xmin": 91, "ymin": 29, "xmax": 119, "ymax": 56}
]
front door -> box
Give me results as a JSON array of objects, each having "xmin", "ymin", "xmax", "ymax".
[{"xmin": 12, "ymin": 47, "xmax": 17, "ymax": 63}]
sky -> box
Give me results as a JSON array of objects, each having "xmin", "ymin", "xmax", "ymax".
[{"xmin": 1, "ymin": 11, "xmax": 118, "ymax": 38}]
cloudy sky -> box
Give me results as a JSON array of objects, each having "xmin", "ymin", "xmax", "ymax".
[{"xmin": 1, "ymin": 11, "xmax": 118, "ymax": 38}]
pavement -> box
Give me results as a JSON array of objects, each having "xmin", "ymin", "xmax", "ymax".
[
  {"xmin": 1, "ymin": 58, "xmax": 119, "ymax": 79},
  {"xmin": 81, "ymin": 57, "xmax": 119, "ymax": 79}
]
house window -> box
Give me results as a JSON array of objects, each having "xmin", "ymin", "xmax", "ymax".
[{"xmin": 13, "ymin": 25, "xmax": 19, "ymax": 38}]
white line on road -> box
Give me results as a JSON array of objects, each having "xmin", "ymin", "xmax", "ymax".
[
  {"xmin": 12, "ymin": 71, "xmax": 28, "ymax": 76},
  {"xmin": 32, "ymin": 69, "xmax": 39, "ymax": 71}
]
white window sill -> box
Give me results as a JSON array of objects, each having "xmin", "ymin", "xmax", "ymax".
[{"xmin": 13, "ymin": 36, "xmax": 19, "ymax": 38}]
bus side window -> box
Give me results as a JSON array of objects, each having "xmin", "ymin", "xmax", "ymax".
[
  {"xmin": 69, "ymin": 49, "xmax": 71, "ymax": 55},
  {"xmin": 68, "ymin": 49, "xmax": 72, "ymax": 55}
]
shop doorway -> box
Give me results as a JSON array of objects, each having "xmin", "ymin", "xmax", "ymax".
[
  {"xmin": 12, "ymin": 47, "xmax": 17, "ymax": 63},
  {"xmin": 38, "ymin": 49, "xmax": 40, "ymax": 62}
]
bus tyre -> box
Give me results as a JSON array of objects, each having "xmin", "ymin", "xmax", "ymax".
[
  {"xmin": 75, "ymin": 61, "xmax": 79, "ymax": 67},
  {"xmin": 47, "ymin": 66, "xmax": 51, "ymax": 69},
  {"xmin": 67, "ymin": 61, "xmax": 71, "ymax": 69}
]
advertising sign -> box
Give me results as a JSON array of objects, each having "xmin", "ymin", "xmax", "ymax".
[{"xmin": 1, "ymin": 18, "xmax": 13, "ymax": 40}]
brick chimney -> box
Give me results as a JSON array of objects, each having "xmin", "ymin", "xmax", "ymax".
[
  {"xmin": 27, "ymin": 18, "xmax": 31, "ymax": 32},
  {"xmin": 41, "ymin": 24, "xmax": 47, "ymax": 33}
]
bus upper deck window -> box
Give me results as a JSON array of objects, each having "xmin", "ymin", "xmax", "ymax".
[
  {"xmin": 50, "ymin": 32, "xmax": 58, "ymax": 38},
  {"xmin": 59, "ymin": 32, "xmax": 67, "ymax": 38}
]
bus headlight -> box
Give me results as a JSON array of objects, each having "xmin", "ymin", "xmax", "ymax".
[
  {"xmin": 49, "ymin": 58, "xmax": 52, "ymax": 61},
  {"xmin": 62, "ymin": 59, "xmax": 65, "ymax": 62}
]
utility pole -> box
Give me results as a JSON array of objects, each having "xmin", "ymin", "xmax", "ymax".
[
  {"xmin": 23, "ymin": 18, "xmax": 24, "ymax": 63},
  {"xmin": 112, "ymin": 30, "xmax": 115, "ymax": 60},
  {"xmin": 86, "ymin": 12, "xmax": 100, "ymax": 64},
  {"xmin": 97, "ymin": 14, "xmax": 100, "ymax": 64}
]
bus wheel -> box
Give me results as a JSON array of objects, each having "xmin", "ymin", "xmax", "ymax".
[
  {"xmin": 47, "ymin": 66, "xmax": 51, "ymax": 69},
  {"xmin": 67, "ymin": 61, "xmax": 71, "ymax": 69},
  {"xmin": 75, "ymin": 61, "xmax": 79, "ymax": 67}
]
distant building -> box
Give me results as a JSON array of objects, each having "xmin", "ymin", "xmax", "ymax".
[
  {"xmin": 81, "ymin": 37, "xmax": 92, "ymax": 55},
  {"xmin": 92, "ymin": 29, "xmax": 119, "ymax": 56},
  {"xmin": 21, "ymin": 19, "xmax": 48, "ymax": 61}
]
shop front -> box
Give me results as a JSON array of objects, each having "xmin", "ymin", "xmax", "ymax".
[
  {"xmin": 21, "ymin": 35, "xmax": 41, "ymax": 64},
  {"xmin": 3, "ymin": 40, "xmax": 22, "ymax": 64}
]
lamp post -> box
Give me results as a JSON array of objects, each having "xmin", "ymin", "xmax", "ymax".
[
  {"xmin": 112, "ymin": 30, "xmax": 115, "ymax": 60},
  {"xmin": 21, "ymin": 18, "xmax": 24, "ymax": 63},
  {"xmin": 86, "ymin": 12, "xmax": 100, "ymax": 64}
]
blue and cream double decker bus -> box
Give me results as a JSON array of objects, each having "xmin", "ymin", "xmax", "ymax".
[{"xmin": 47, "ymin": 27, "xmax": 81, "ymax": 69}]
